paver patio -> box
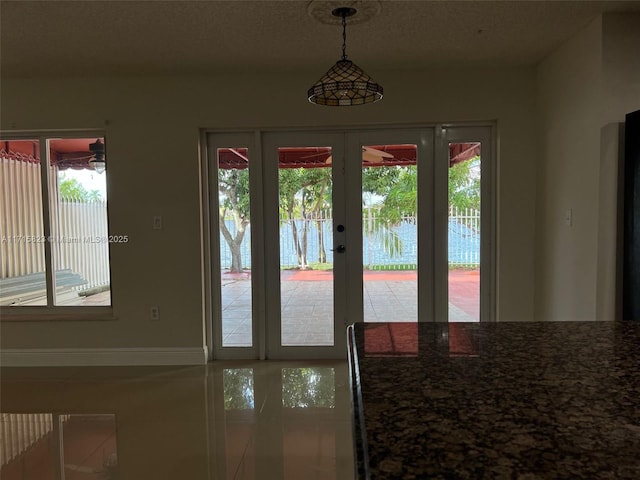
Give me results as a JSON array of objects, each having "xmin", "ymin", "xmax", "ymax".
[{"xmin": 221, "ymin": 269, "xmax": 479, "ymax": 346}]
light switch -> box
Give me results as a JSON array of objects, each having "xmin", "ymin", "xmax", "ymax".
[{"xmin": 153, "ymin": 215, "xmax": 162, "ymax": 230}]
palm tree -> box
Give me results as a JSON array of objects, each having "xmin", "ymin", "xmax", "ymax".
[{"xmin": 362, "ymin": 165, "xmax": 411, "ymax": 268}]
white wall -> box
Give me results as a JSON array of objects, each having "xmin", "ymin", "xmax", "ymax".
[
  {"xmin": 536, "ymin": 13, "xmax": 640, "ymax": 321},
  {"xmin": 602, "ymin": 14, "xmax": 640, "ymax": 125},
  {"xmin": 0, "ymin": 67, "xmax": 537, "ymax": 359}
]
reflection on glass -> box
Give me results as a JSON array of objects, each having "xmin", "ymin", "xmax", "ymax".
[
  {"xmin": 448, "ymin": 324, "xmax": 480, "ymax": 357},
  {"xmin": 0, "ymin": 413, "xmax": 117, "ymax": 480},
  {"xmin": 48, "ymin": 138, "xmax": 111, "ymax": 306},
  {"xmin": 278, "ymin": 147, "xmax": 334, "ymax": 346},
  {"xmin": 363, "ymin": 323, "xmax": 419, "ymax": 357},
  {"xmin": 282, "ymin": 368, "xmax": 335, "ymax": 408},
  {"xmin": 1, "ymin": 413, "xmax": 55, "ymax": 477},
  {"xmin": 1, "ymin": 140, "xmax": 47, "ymax": 306},
  {"xmin": 448, "ymin": 143, "xmax": 481, "ymax": 322},
  {"xmin": 223, "ymin": 368, "xmax": 255, "ymax": 410},
  {"xmin": 362, "ymin": 145, "xmax": 418, "ymax": 322},
  {"xmin": 218, "ymin": 147, "xmax": 253, "ymax": 347}
]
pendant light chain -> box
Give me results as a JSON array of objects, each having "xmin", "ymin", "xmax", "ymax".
[{"xmin": 341, "ymin": 12, "xmax": 348, "ymax": 61}]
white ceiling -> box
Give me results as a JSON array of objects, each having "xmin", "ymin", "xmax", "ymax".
[{"xmin": 2, "ymin": 0, "xmax": 640, "ymax": 77}]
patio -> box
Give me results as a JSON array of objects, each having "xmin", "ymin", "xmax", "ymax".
[{"xmin": 221, "ymin": 269, "xmax": 479, "ymax": 347}]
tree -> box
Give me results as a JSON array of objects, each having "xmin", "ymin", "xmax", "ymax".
[
  {"xmin": 375, "ymin": 165, "xmax": 417, "ymax": 223},
  {"xmin": 363, "ymin": 158, "xmax": 481, "ymax": 218},
  {"xmin": 279, "ymin": 167, "xmax": 331, "ymax": 269},
  {"xmin": 307, "ymin": 173, "xmax": 331, "ymax": 264},
  {"xmin": 218, "ymin": 168, "xmax": 250, "ymax": 272},
  {"xmin": 449, "ymin": 157, "xmax": 480, "ymax": 212},
  {"xmin": 58, "ymin": 177, "xmax": 102, "ymax": 202},
  {"xmin": 362, "ymin": 166, "xmax": 408, "ymax": 266}
]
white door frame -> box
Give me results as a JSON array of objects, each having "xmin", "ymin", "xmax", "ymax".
[
  {"xmin": 263, "ymin": 131, "xmax": 346, "ymax": 359},
  {"xmin": 206, "ymin": 132, "xmax": 264, "ymax": 360},
  {"xmin": 344, "ymin": 128, "xmax": 436, "ymax": 323},
  {"xmin": 203, "ymin": 124, "xmax": 496, "ymax": 360},
  {"xmin": 436, "ymin": 125, "xmax": 496, "ymax": 322}
]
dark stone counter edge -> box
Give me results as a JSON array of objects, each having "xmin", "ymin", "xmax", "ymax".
[{"xmin": 347, "ymin": 324, "xmax": 370, "ymax": 480}]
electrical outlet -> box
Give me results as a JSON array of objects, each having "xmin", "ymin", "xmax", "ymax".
[{"xmin": 150, "ymin": 306, "xmax": 160, "ymax": 320}]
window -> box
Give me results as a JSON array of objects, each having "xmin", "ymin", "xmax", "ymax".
[{"xmin": 0, "ymin": 134, "xmax": 112, "ymax": 312}]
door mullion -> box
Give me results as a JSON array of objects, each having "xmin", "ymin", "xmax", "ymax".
[
  {"xmin": 434, "ymin": 126, "xmax": 449, "ymax": 322},
  {"xmin": 344, "ymin": 134, "xmax": 365, "ymax": 324},
  {"xmin": 251, "ymin": 130, "xmax": 267, "ymax": 359}
]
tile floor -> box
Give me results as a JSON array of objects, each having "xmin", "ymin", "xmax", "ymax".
[{"xmin": 0, "ymin": 360, "xmax": 354, "ymax": 480}]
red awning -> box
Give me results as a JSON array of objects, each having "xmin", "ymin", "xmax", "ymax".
[
  {"xmin": 2, "ymin": 139, "xmax": 481, "ymax": 170},
  {"xmin": 0, "ymin": 138, "xmax": 103, "ymax": 170},
  {"xmin": 216, "ymin": 142, "xmax": 480, "ymax": 169}
]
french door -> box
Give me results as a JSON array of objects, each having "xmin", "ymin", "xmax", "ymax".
[{"xmin": 206, "ymin": 126, "xmax": 493, "ymax": 360}]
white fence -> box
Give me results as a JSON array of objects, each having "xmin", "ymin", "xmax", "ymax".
[
  {"xmin": 220, "ymin": 206, "xmax": 480, "ymax": 270},
  {"xmin": 52, "ymin": 199, "xmax": 111, "ymax": 290},
  {"xmin": 448, "ymin": 206, "xmax": 481, "ymax": 266},
  {"xmin": 0, "ymin": 156, "xmax": 47, "ymax": 277},
  {"xmin": 0, "ymin": 154, "xmax": 110, "ymax": 290}
]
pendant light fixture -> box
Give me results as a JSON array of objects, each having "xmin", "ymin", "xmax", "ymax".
[
  {"xmin": 88, "ymin": 138, "xmax": 106, "ymax": 174},
  {"xmin": 307, "ymin": 6, "xmax": 383, "ymax": 106}
]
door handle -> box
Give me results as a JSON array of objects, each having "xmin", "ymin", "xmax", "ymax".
[{"xmin": 332, "ymin": 244, "xmax": 346, "ymax": 253}]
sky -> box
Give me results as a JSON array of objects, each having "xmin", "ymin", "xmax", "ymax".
[{"xmin": 59, "ymin": 168, "xmax": 107, "ymax": 198}]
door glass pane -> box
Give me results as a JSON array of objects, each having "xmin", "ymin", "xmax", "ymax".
[
  {"xmin": 1, "ymin": 139, "xmax": 48, "ymax": 306},
  {"xmin": 278, "ymin": 147, "xmax": 334, "ymax": 346},
  {"xmin": 218, "ymin": 148, "xmax": 253, "ymax": 347},
  {"xmin": 448, "ymin": 142, "xmax": 481, "ymax": 322},
  {"xmin": 48, "ymin": 138, "xmax": 111, "ymax": 306},
  {"xmin": 362, "ymin": 144, "xmax": 418, "ymax": 322}
]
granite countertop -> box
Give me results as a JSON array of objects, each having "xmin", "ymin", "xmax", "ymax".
[{"xmin": 347, "ymin": 321, "xmax": 640, "ymax": 479}]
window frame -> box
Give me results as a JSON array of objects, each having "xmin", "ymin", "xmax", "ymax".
[{"xmin": 0, "ymin": 130, "xmax": 114, "ymax": 320}]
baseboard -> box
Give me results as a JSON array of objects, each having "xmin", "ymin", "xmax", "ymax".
[{"xmin": 0, "ymin": 346, "xmax": 208, "ymax": 367}]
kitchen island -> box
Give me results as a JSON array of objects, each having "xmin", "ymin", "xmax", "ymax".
[{"xmin": 347, "ymin": 321, "xmax": 640, "ymax": 479}]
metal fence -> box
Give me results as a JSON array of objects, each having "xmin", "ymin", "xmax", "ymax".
[
  {"xmin": 0, "ymin": 155, "xmax": 111, "ymax": 290},
  {"xmin": 52, "ymin": 198, "xmax": 111, "ymax": 290},
  {"xmin": 220, "ymin": 207, "xmax": 480, "ymax": 270}
]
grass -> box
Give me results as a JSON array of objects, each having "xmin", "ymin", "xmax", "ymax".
[
  {"xmin": 368, "ymin": 264, "xmax": 417, "ymax": 271},
  {"xmin": 276, "ymin": 263, "xmax": 479, "ymax": 271}
]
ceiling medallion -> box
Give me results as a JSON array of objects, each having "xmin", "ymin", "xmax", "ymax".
[{"xmin": 307, "ymin": 0, "xmax": 381, "ymax": 25}]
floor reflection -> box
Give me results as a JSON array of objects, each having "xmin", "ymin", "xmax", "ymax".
[
  {"xmin": 1, "ymin": 413, "xmax": 118, "ymax": 480},
  {"xmin": 1, "ymin": 361, "xmax": 353, "ymax": 480},
  {"xmin": 282, "ymin": 367, "xmax": 335, "ymax": 408}
]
